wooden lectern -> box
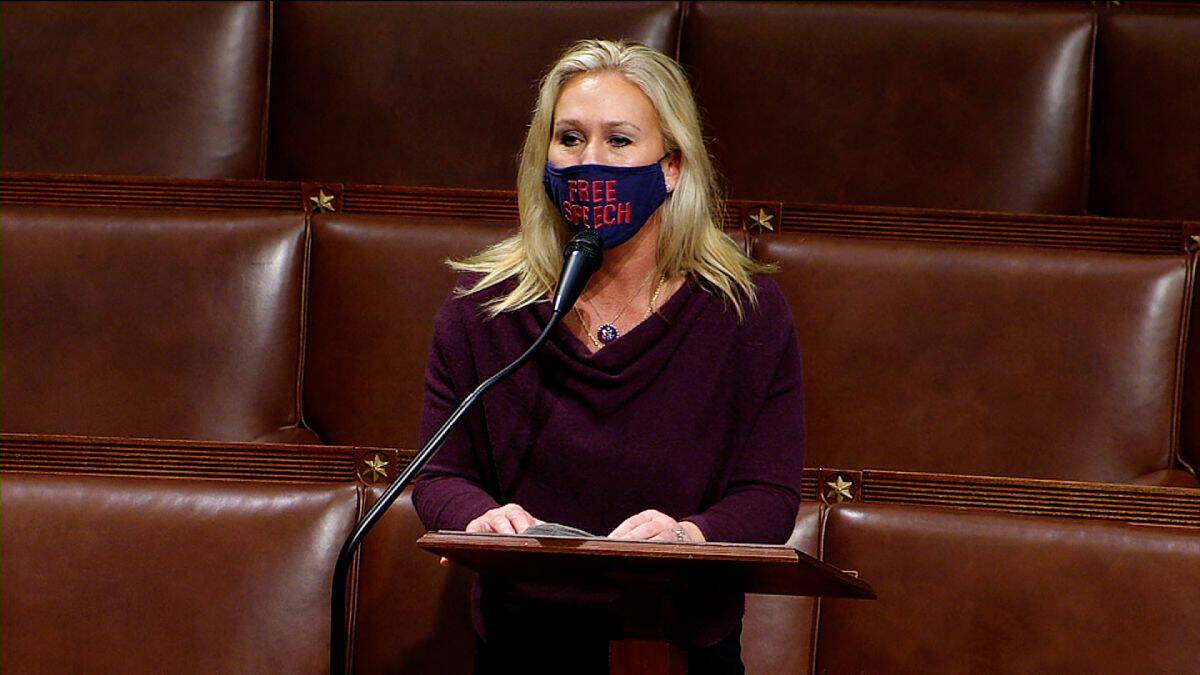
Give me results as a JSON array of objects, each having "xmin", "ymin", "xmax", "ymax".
[{"xmin": 418, "ymin": 531, "xmax": 875, "ymax": 674}]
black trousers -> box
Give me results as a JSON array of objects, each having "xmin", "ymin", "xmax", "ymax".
[{"xmin": 473, "ymin": 621, "xmax": 744, "ymax": 675}]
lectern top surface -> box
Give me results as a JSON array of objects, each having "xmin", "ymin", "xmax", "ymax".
[{"xmin": 418, "ymin": 531, "xmax": 875, "ymax": 599}]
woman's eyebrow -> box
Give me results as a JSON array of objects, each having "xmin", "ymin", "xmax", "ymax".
[
  {"xmin": 553, "ymin": 119, "xmax": 642, "ymax": 132},
  {"xmin": 608, "ymin": 121, "xmax": 642, "ymax": 132}
]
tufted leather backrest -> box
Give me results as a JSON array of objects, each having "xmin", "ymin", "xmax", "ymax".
[
  {"xmin": 3, "ymin": 2, "xmax": 1199, "ymax": 223},
  {"xmin": 1090, "ymin": 5, "xmax": 1200, "ymax": 220},
  {"xmin": 817, "ymin": 502, "xmax": 1200, "ymax": 673},
  {"xmin": 0, "ymin": 206, "xmax": 307, "ymax": 442},
  {"xmin": 266, "ymin": 1, "xmax": 681, "ymax": 188},
  {"xmin": 741, "ymin": 502, "xmax": 823, "ymax": 675},
  {"xmin": 0, "ymin": 472, "xmax": 359, "ymax": 672},
  {"xmin": 354, "ymin": 487, "xmax": 477, "ymax": 673},
  {"xmin": 758, "ymin": 233, "xmax": 1190, "ymax": 483},
  {"xmin": 681, "ymin": 1, "xmax": 1095, "ymax": 213},
  {"xmin": 0, "ymin": 1, "xmax": 270, "ymax": 179},
  {"xmin": 303, "ymin": 214, "xmax": 512, "ymax": 448}
]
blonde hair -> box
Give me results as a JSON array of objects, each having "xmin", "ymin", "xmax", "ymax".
[{"xmin": 447, "ymin": 38, "xmax": 777, "ymax": 321}]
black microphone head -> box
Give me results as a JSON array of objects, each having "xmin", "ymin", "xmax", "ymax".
[
  {"xmin": 552, "ymin": 230, "xmax": 604, "ymax": 315},
  {"xmin": 563, "ymin": 229, "xmax": 603, "ymax": 264}
]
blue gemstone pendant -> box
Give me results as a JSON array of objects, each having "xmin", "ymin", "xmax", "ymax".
[{"xmin": 597, "ymin": 324, "xmax": 619, "ymax": 344}]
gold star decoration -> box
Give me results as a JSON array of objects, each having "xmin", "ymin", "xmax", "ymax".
[
  {"xmin": 363, "ymin": 454, "xmax": 389, "ymax": 482},
  {"xmin": 748, "ymin": 207, "xmax": 775, "ymax": 232},
  {"xmin": 309, "ymin": 189, "xmax": 335, "ymax": 213},
  {"xmin": 825, "ymin": 475, "xmax": 854, "ymax": 503}
]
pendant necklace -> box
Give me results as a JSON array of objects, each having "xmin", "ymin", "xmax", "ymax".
[{"xmin": 574, "ymin": 272, "xmax": 667, "ymax": 348}]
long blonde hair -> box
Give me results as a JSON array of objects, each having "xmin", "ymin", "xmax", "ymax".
[{"xmin": 448, "ymin": 38, "xmax": 776, "ymax": 321}]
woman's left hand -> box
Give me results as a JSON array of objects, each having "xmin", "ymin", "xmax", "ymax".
[{"xmin": 607, "ymin": 509, "xmax": 706, "ymax": 542}]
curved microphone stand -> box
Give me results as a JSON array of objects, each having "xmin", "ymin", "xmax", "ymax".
[{"xmin": 329, "ymin": 231, "xmax": 602, "ymax": 674}]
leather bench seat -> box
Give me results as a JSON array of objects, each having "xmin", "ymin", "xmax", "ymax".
[
  {"xmin": 267, "ymin": 1, "xmax": 680, "ymax": 189},
  {"xmin": 816, "ymin": 502, "xmax": 1200, "ymax": 673},
  {"xmin": 354, "ymin": 487, "xmax": 476, "ymax": 673},
  {"xmin": 303, "ymin": 214, "xmax": 515, "ymax": 449},
  {"xmin": 0, "ymin": 205, "xmax": 313, "ymax": 443},
  {"xmin": 4, "ymin": 204, "xmax": 1195, "ymax": 486},
  {"xmin": 0, "ymin": 472, "xmax": 359, "ymax": 672},
  {"xmin": 741, "ymin": 502, "xmax": 823, "ymax": 675},
  {"xmin": 3, "ymin": 205, "xmax": 1197, "ymax": 673},
  {"xmin": 1090, "ymin": 5, "xmax": 1200, "ymax": 220},
  {"xmin": 1, "ymin": 1, "xmax": 270, "ymax": 179},
  {"xmin": 5, "ymin": 2, "xmax": 1199, "ymax": 220},
  {"xmin": 758, "ymin": 233, "xmax": 1199, "ymax": 487},
  {"xmin": 682, "ymin": 1, "xmax": 1094, "ymax": 214},
  {"xmin": 302, "ymin": 214, "xmax": 1199, "ymax": 487}
]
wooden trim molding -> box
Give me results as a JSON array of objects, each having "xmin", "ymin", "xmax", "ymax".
[
  {"xmin": 3, "ymin": 172, "xmax": 1193, "ymax": 253},
  {"xmin": 0, "ymin": 172, "xmax": 300, "ymax": 211},
  {"xmin": 3, "ymin": 434, "xmax": 1196, "ymax": 527},
  {"xmin": 770, "ymin": 201, "xmax": 1191, "ymax": 255},
  {"xmin": 803, "ymin": 467, "xmax": 1200, "ymax": 527},
  {"xmin": 0, "ymin": 432, "xmax": 412, "ymax": 487}
]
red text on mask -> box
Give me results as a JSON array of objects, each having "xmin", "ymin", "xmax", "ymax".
[{"xmin": 563, "ymin": 179, "xmax": 632, "ymax": 228}]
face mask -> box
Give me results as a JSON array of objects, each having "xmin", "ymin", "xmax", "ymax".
[{"xmin": 542, "ymin": 152, "xmax": 672, "ymax": 249}]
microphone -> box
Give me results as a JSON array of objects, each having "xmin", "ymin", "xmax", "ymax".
[
  {"xmin": 329, "ymin": 229, "xmax": 603, "ymax": 675},
  {"xmin": 552, "ymin": 230, "xmax": 604, "ymax": 315}
]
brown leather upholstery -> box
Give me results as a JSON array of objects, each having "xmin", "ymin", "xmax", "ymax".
[
  {"xmin": 5, "ymin": 2, "xmax": 1200, "ymax": 223},
  {"xmin": 0, "ymin": 206, "xmax": 308, "ymax": 442},
  {"xmin": 817, "ymin": 502, "xmax": 1200, "ymax": 673},
  {"xmin": 681, "ymin": 1, "xmax": 1094, "ymax": 213},
  {"xmin": 742, "ymin": 502, "xmax": 822, "ymax": 675},
  {"xmin": 1090, "ymin": 5, "xmax": 1200, "ymax": 220},
  {"xmin": 266, "ymin": 1, "xmax": 681, "ymax": 188},
  {"xmin": 0, "ymin": 472, "xmax": 359, "ymax": 672},
  {"xmin": 4, "ymin": 3, "xmax": 1200, "ymax": 671},
  {"xmin": 355, "ymin": 487, "xmax": 476, "ymax": 674},
  {"xmin": 303, "ymin": 214, "xmax": 512, "ymax": 448},
  {"xmin": 1180, "ymin": 251, "xmax": 1200, "ymax": 479},
  {"xmin": 757, "ymin": 233, "xmax": 1194, "ymax": 484},
  {"xmin": 0, "ymin": 1, "xmax": 269, "ymax": 179}
]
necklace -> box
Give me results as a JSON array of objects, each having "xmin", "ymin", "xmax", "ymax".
[{"xmin": 574, "ymin": 272, "xmax": 667, "ymax": 349}]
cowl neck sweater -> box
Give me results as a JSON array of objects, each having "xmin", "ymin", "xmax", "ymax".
[{"xmin": 414, "ymin": 270, "xmax": 807, "ymax": 646}]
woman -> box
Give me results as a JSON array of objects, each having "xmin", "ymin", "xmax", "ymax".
[{"xmin": 413, "ymin": 39, "xmax": 806, "ymax": 674}]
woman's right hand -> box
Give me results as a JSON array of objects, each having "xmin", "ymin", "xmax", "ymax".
[
  {"xmin": 440, "ymin": 503, "xmax": 543, "ymax": 567},
  {"xmin": 466, "ymin": 503, "xmax": 543, "ymax": 535}
]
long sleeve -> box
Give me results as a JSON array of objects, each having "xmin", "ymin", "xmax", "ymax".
[
  {"xmin": 408, "ymin": 271, "xmax": 799, "ymax": 645},
  {"xmin": 411, "ymin": 291, "xmax": 501, "ymax": 532},
  {"xmin": 683, "ymin": 297, "xmax": 807, "ymax": 545}
]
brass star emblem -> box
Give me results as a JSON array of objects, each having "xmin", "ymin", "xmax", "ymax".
[
  {"xmin": 748, "ymin": 207, "xmax": 775, "ymax": 232},
  {"xmin": 309, "ymin": 189, "xmax": 335, "ymax": 213},
  {"xmin": 363, "ymin": 454, "xmax": 389, "ymax": 482},
  {"xmin": 825, "ymin": 475, "xmax": 854, "ymax": 503}
]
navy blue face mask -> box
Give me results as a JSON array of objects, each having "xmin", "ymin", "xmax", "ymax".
[{"xmin": 542, "ymin": 152, "xmax": 672, "ymax": 249}]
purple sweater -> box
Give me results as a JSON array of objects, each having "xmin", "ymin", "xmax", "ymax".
[{"xmin": 413, "ymin": 271, "xmax": 806, "ymax": 646}]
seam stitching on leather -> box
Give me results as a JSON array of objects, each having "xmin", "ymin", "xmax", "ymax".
[
  {"xmin": 674, "ymin": 1, "xmax": 688, "ymax": 62},
  {"xmin": 1173, "ymin": 254, "xmax": 1198, "ymax": 475},
  {"xmin": 294, "ymin": 211, "xmax": 315, "ymax": 436},
  {"xmin": 258, "ymin": 0, "xmax": 275, "ymax": 179},
  {"xmin": 1081, "ymin": 6, "xmax": 1099, "ymax": 214},
  {"xmin": 810, "ymin": 503, "xmax": 828, "ymax": 674},
  {"xmin": 345, "ymin": 485, "xmax": 366, "ymax": 672}
]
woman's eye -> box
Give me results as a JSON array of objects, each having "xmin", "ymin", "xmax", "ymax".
[
  {"xmin": 560, "ymin": 133, "xmax": 583, "ymax": 146},
  {"xmin": 609, "ymin": 136, "xmax": 631, "ymax": 147}
]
